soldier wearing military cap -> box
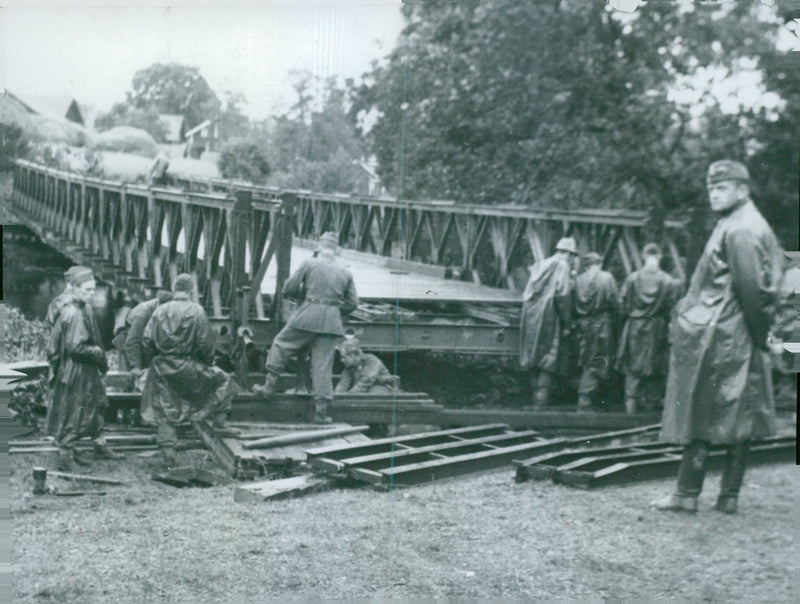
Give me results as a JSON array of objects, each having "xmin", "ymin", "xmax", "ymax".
[
  {"xmin": 253, "ymin": 232, "xmax": 359, "ymax": 424},
  {"xmin": 572, "ymin": 251, "xmax": 619, "ymax": 411},
  {"xmin": 45, "ymin": 265, "xmax": 123, "ymax": 470},
  {"xmin": 519, "ymin": 236, "xmax": 579, "ymax": 407},
  {"xmin": 653, "ymin": 160, "xmax": 784, "ymax": 515}
]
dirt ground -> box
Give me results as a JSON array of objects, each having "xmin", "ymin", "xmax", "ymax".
[{"xmin": 10, "ymin": 447, "xmax": 799, "ymax": 602}]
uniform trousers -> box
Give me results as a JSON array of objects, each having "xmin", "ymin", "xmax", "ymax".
[
  {"xmin": 676, "ymin": 440, "xmax": 750, "ymax": 499},
  {"xmin": 265, "ymin": 326, "xmax": 339, "ymax": 401}
]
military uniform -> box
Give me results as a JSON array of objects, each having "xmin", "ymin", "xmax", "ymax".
[
  {"xmin": 573, "ymin": 257, "xmax": 619, "ymax": 410},
  {"xmin": 519, "ymin": 238, "xmax": 577, "ymax": 407},
  {"xmin": 142, "ymin": 289, "xmax": 235, "ymax": 459},
  {"xmin": 656, "ymin": 160, "xmax": 783, "ymax": 514},
  {"xmin": 335, "ymin": 352, "xmax": 396, "ymax": 394},
  {"xmin": 616, "ymin": 261, "xmax": 682, "ymax": 412}
]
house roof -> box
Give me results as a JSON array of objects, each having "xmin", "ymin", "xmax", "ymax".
[
  {"xmin": 158, "ymin": 113, "xmax": 186, "ymax": 142},
  {"xmin": 8, "ymin": 92, "xmax": 83, "ymax": 123},
  {"xmin": 185, "ymin": 118, "xmax": 213, "ymax": 138}
]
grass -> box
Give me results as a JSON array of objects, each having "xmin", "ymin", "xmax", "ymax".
[{"xmin": 10, "ymin": 448, "xmax": 799, "ymax": 601}]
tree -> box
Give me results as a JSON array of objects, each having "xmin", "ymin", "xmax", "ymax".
[
  {"xmin": 265, "ymin": 72, "xmax": 366, "ymax": 193},
  {"xmin": 217, "ymin": 91, "xmax": 251, "ymax": 142},
  {"xmin": 127, "ymin": 63, "xmax": 221, "ymax": 129},
  {"xmin": 217, "ymin": 140, "xmax": 270, "ymax": 183},
  {"xmin": 351, "ymin": 0, "xmax": 792, "ymax": 240},
  {"xmin": 0, "ymin": 123, "xmax": 30, "ymax": 170}
]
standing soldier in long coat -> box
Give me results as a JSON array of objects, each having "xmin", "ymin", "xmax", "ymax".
[
  {"xmin": 615, "ymin": 243, "xmax": 683, "ymax": 414},
  {"xmin": 46, "ymin": 266, "xmax": 123, "ymax": 471},
  {"xmin": 252, "ymin": 231, "xmax": 359, "ymax": 424},
  {"xmin": 653, "ymin": 160, "xmax": 784, "ymax": 515},
  {"xmin": 572, "ymin": 252, "xmax": 619, "ymax": 412},
  {"xmin": 519, "ymin": 237, "xmax": 579, "ymax": 408},
  {"xmin": 142, "ymin": 274, "xmax": 237, "ymax": 468}
]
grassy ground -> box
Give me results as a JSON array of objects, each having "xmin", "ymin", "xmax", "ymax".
[{"xmin": 10, "ymin": 448, "xmax": 799, "ymax": 602}]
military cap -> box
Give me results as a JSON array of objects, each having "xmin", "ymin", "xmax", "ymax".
[
  {"xmin": 582, "ymin": 252, "xmax": 603, "ymax": 266},
  {"xmin": 64, "ymin": 265, "xmax": 94, "ymax": 286},
  {"xmin": 706, "ymin": 160, "xmax": 750, "ymax": 185},
  {"xmin": 316, "ymin": 231, "xmax": 339, "ymax": 251},
  {"xmin": 555, "ymin": 237, "xmax": 578, "ymax": 254},
  {"xmin": 172, "ymin": 273, "xmax": 195, "ymax": 293},
  {"xmin": 642, "ymin": 243, "xmax": 662, "ymax": 257},
  {"xmin": 338, "ymin": 336, "xmax": 362, "ymax": 353}
]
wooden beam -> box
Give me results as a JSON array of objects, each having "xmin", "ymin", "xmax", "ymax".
[{"xmin": 242, "ymin": 425, "xmax": 369, "ymax": 450}]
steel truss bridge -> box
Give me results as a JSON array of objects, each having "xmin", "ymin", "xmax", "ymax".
[{"xmin": 10, "ymin": 160, "xmax": 697, "ymax": 365}]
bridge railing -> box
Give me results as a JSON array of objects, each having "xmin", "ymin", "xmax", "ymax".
[
  {"xmin": 11, "ymin": 160, "xmax": 294, "ymax": 323},
  {"xmin": 168, "ymin": 171, "xmax": 694, "ymax": 288}
]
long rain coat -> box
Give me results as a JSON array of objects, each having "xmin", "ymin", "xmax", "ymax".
[
  {"xmin": 661, "ymin": 200, "xmax": 783, "ymax": 445},
  {"xmin": 45, "ymin": 295, "xmax": 109, "ymax": 446},
  {"xmin": 141, "ymin": 293, "xmax": 234, "ymax": 427},
  {"xmin": 615, "ymin": 265, "xmax": 682, "ymax": 377},
  {"xmin": 573, "ymin": 267, "xmax": 619, "ymax": 378},
  {"xmin": 519, "ymin": 254, "xmax": 573, "ymax": 374}
]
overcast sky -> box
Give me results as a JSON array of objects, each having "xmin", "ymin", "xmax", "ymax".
[{"xmin": 0, "ymin": 0, "xmax": 405, "ymax": 120}]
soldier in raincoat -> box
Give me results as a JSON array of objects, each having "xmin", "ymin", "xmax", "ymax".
[
  {"xmin": 573, "ymin": 252, "xmax": 619, "ymax": 411},
  {"xmin": 124, "ymin": 289, "xmax": 173, "ymax": 422},
  {"xmin": 653, "ymin": 160, "xmax": 784, "ymax": 515},
  {"xmin": 46, "ymin": 266, "xmax": 123, "ymax": 470},
  {"xmin": 519, "ymin": 237, "xmax": 579, "ymax": 407},
  {"xmin": 142, "ymin": 274, "xmax": 237, "ymax": 468},
  {"xmin": 252, "ymin": 232, "xmax": 359, "ymax": 424},
  {"xmin": 615, "ymin": 243, "xmax": 683, "ymax": 414},
  {"xmin": 335, "ymin": 337, "xmax": 399, "ymax": 395}
]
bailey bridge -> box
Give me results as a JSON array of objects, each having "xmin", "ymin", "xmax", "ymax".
[{"xmin": 9, "ymin": 159, "xmax": 696, "ymax": 362}]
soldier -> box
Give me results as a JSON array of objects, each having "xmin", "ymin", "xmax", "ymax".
[
  {"xmin": 615, "ymin": 243, "xmax": 683, "ymax": 414},
  {"xmin": 653, "ymin": 160, "xmax": 784, "ymax": 515},
  {"xmin": 252, "ymin": 232, "xmax": 359, "ymax": 424},
  {"xmin": 124, "ymin": 288, "xmax": 173, "ymax": 422},
  {"xmin": 147, "ymin": 151, "xmax": 170, "ymax": 186},
  {"xmin": 142, "ymin": 274, "xmax": 237, "ymax": 468},
  {"xmin": 45, "ymin": 265, "xmax": 123, "ymax": 471},
  {"xmin": 46, "ymin": 265, "xmax": 91, "ymax": 327},
  {"xmin": 335, "ymin": 337, "xmax": 399, "ymax": 395},
  {"xmin": 572, "ymin": 252, "xmax": 619, "ymax": 412},
  {"xmin": 519, "ymin": 237, "xmax": 579, "ymax": 408}
]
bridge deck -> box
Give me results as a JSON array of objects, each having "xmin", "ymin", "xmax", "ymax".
[{"xmin": 262, "ymin": 241, "xmax": 521, "ymax": 304}]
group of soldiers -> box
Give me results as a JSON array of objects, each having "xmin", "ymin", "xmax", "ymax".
[
  {"xmin": 520, "ymin": 236, "xmax": 683, "ymax": 414},
  {"xmin": 44, "ymin": 231, "xmax": 394, "ymax": 471},
  {"xmin": 43, "ymin": 158, "xmax": 786, "ymax": 516}
]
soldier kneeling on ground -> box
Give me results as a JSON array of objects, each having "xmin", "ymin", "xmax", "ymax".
[{"xmin": 335, "ymin": 337, "xmax": 400, "ymax": 395}]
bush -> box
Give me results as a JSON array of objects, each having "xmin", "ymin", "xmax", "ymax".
[
  {"xmin": 1, "ymin": 304, "xmax": 49, "ymax": 362},
  {"xmin": 0, "ymin": 123, "xmax": 30, "ymax": 170},
  {"xmin": 217, "ymin": 141, "xmax": 270, "ymax": 182}
]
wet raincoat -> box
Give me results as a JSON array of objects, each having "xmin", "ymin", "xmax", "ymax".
[
  {"xmin": 573, "ymin": 267, "xmax": 619, "ymax": 378},
  {"xmin": 141, "ymin": 292, "xmax": 234, "ymax": 426},
  {"xmin": 615, "ymin": 266, "xmax": 682, "ymax": 377},
  {"xmin": 519, "ymin": 254, "xmax": 573, "ymax": 373},
  {"xmin": 661, "ymin": 200, "xmax": 783, "ymax": 445},
  {"xmin": 45, "ymin": 294, "xmax": 109, "ymax": 446},
  {"xmin": 335, "ymin": 353, "xmax": 397, "ymax": 394}
]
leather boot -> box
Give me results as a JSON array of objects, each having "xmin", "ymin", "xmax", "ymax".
[
  {"xmin": 312, "ymin": 400, "xmax": 332, "ymax": 425},
  {"xmin": 72, "ymin": 449, "xmax": 94, "ymax": 467},
  {"xmin": 161, "ymin": 447, "xmax": 177, "ymax": 469},
  {"xmin": 94, "ymin": 443, "xmax": 124, "ymax": 460},
  {"xmin": 252, "ymin": 372, "xmax": 278, "ymax": 399},
  {"xmin": 212, "ymin": 412, "xmax": 241, "ymax": 437},
  {"xmin": 651, "ymin": 493, "xmax": 698, "ymax": 513},
  {"xmin": 714, "ymin": 496, "xmax": 738, "ymax": 515},
  {"xmin": 57, "ymin": 448, "xmax": 74, "ymax": 472},
  {"xmin": 624, "ymin": 398, "xmax": 637, "ymax": 415},
  {"xmin": 532, "ymin": 388, "xmax": 549, "ymax": 408},
  {"xmin": 577, "ymin": 395, "xmax": 593, "ymax": 413}
]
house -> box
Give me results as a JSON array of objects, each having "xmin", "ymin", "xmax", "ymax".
[
  {"xmin": 352, "ymin": 158, "xmax": 385, "ymax": 196},
  {"xmin": 185, "ymin": 119, "xmax": 220, "ymax": 154},
  {"xmin": 158, "ymin": 113, "xmax": 188, "ymax": 144},
  {"xmin": 6, "ymin": 92, "xmax": 85, "ymax": 126}
]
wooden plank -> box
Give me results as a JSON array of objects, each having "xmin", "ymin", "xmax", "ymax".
[
  {"xmin": 242, "ymin": 425, "xmax": 370, "ymax": 450},
  {"xmin": 47, "ymin": 471, "xmax": 127, "ymax": 485},
  {"xmin": 234, "ymin": 474, "xmax": 335, "ymax": 503},
  {"xmin": 193, "ymin": 421, "xmax": 238, "ymax": 477}
]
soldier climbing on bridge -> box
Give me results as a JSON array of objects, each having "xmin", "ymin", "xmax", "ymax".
[
  {"xmin": 519, "ymin": 237, "xmax": 579, "ymax": 408},
  {"xmin": 252, "ymin": 232, "xmax": 359, "ymax": 424},
  {"xmin": 615, "ymin": 243, "xmax": 683, "ymax": 414}
]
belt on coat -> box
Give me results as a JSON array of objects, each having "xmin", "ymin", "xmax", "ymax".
[{"xmin": 305, "ymin": 297, "xmax": 340, "ymax": 306}]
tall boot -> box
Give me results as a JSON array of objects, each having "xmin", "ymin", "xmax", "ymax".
[
  {"xmin": 57, "ymin": 448, "xmax": 74, "ymax": 472},
  {"xmin": 161, "ymin": 446, "xmax": 177, "ymax": 469},
  {"xmin": 577, "ymin": 394, "xmax": 593, "ymax": 412},
  {"xmin": 252, "ymin": 372, "xmax": 278, "ymax": 399},
  {"xmin": 624, "ymin": 398, "xmax": 637, "ymax": 415},
  {"xmin": 312, "ymin": 399, "xmax": 332, "ymax": 424}
]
